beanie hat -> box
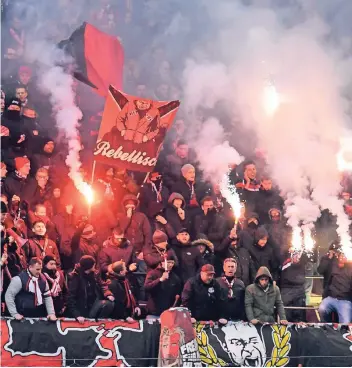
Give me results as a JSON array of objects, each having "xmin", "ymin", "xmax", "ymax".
[
  {"xmin": 181, "ymin": 164, "xmax": 195, "ymax": 176},
  {"xmin": 18, "ymin": 65, "xmax": 32, "ymax": 75},
  {"xmin": 153, "ymin": 230, "xmax": 168, "ymax": 245},
  {"xmin": 79, "ymin": 255, "xmax": 96, "ymax": 271},
  {"xmin": 255, "ymin": 226, "xmax": 269, "ymax": 242},
  {"xmin": 14, "ymin": 156, "xmax": 30, "ymax": 171},
  {"xmin": 43, "ymin": 255, "xmax": 55, "ymax": 266}
]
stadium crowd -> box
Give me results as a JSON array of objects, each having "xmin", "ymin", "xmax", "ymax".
[{"xmin": 1, "ymin": 0, "xmax": 352, "ymax": 325}]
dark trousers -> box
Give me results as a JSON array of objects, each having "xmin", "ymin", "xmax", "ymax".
[
  {"xmin": 281, "ymin": 287, "xmax": 306, "ymax": 322},
  {"xmin": 88, "ymin": 299, "xmax": 114, "ymax": 319}
]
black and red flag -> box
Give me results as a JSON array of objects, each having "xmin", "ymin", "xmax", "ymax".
[{"xmin": 58, "ymin": 22, "xmax": 124, "ymax": 96}]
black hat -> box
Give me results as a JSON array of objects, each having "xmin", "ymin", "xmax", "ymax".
[
  {"xmin": 79, "ymin": 255, "xmax": 96, "ymax": 271},
  {"xmin": 43, "ymin": 255, "xmax": 56, "ymax": 266}
]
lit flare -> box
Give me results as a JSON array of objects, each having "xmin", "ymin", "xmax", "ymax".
[
  {"xmin": 303, "ymin": 227, "xmax": 315, "ymax": 254},
  {"xmin": 291, "ymin": 226, "xmax": 303, "ymax": 252},
  {"xmin": 263, "ymin": 81, "xmax": 280, "ymax": 116},
  {"xmin": 220, "ymin": 171, "xmax": 242, "ymax": 224}
]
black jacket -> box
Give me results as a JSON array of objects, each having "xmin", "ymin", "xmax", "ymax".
[
  {"xmin": 107, "ymin": 273, "xmax": 137, "ymax": 319},
  {"xmin": 99, "ymin": 238, "xmax": 136, "ymax": 275},
  {"xmin": 170, "ymin": 177, "xmax": 202, "ymax": 208},
  {"xmin": 164, "ymin": 193, "xmax": 191, "ymax": 235},
  {"xmin": 171, "ymin": 240, "xmax": 204, "ymax": 284},
  {"xmin": 255, "ymin": 189, "xmax": 284, "ymax": 225},
  {"xmin": 217, "ymin": 236, "xmax": 256, "ymax": 286},
  {"xmin": 318, "ymin": 255, "xmax": 352, "ymax": 301},
  {"xmin": 139, "ymin": 181, "xmax": 169, "ymax": 216},
  {"xmin": 181, "ymin": 274, "xmax": 224, "ymax": 321},
  {"xmin": 67, "ymin": 264, "xmax": 112, "ymax": 318},
  {"xmin": 143, "ymin": 244, "xmax": 178, "ymax": 270},
  {"xmin": 192, "ymin": 211, "xmax": 227, "ymax": 245},
  {"xmin": 217, "ymin": 276, "xmax": 246, "ymax": 320},
  {"xmin": 144, "ymin": 268, "xmax": 182, "ymax": 316}
]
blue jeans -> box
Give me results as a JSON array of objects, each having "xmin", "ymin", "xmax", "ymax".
[{"xmin": 318, "ymin": 296, "xmax": 352, "ymax": 323}]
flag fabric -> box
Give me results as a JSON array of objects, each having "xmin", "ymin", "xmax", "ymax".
[
  {"xmin": 58, "ymin": 22, "xmax": 124, "ymax": 96},
  {"xmin": 93, "ymin": 85, "xmax": 180, "ymax": 172}
]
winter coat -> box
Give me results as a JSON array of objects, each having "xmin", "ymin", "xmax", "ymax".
[
  {"xmin": 318, "ymin": 255, "xmax": 352, "ymax": 301},
  {"xmin": 22, "ymin": 236, "xmax": 61, "ymax": 268},
  {"xmin": 162, "ymin": 153, "xmax": 191, "ymax": 190},
  {"xmin": 42, "ymin": 269, "xmax": 67, "ymax": 315},
  {"xmin": 216, "ymin": 236, "xmax": 256, "ymax": 286},
  {"xmin": 170, "ymin": 177, "xmax": 202, "ymax": 208},
  {"xmin": 139, "ymin": 181, "xmax": 169, "ymax": 216},
  {"xmin": 145, "ymin": 268, "xmax": 182, "ymax": 316},
  {"xmin": 193, "ymin": 211, "xmax": 227, "ymax": 245},
  {"xmin": 143, "ymin": 244, "xmax": 178, "ymax": 270},
  {"xmin": 52, "ymin": 213, "xmax": 76, "ymax": 258},
  {"xmin": 67, "ymin": 264, "xmax": 112, "ymax": 318},
  {"xmin": 116, "ymin": 211, "xmax": 152, "ymax": 253},
  {"xmin": 181, "ymin": 274, "xmax": 224, "ymax": 321},
  {"xmin": 164, "ymin": 193, "xmax": 191, "ymax": 234},
  {"xmin": 245, "ymin": 267, "xmax": 286, "ymax": 322},
  {"xmin": 255, "ymin": 189, "xmax": 284, "ymax": 225},
  {"xmin": 192, "ymin": 237, "xmax": 215, "ymax": 266},
  {"xmin": 280, "ymin": 252, "xmax": 311, "ymax": 290},
  {"xmin": 2, "ymin": 171, "xmax": 31, "ymax": 202},
  {"xmin": 171, "ymin": 240, "xmax": 204, "ymax": 284},
  {"xmin": 98, "ymin": 238, "xmax": 136, "ymax": 275},
  {"xmin": 107, "ymin": 272, "xmax": 138, "ymax": 319},
  {"xmin": 217, "ymin": 276, "xmax": 246, "ymax": 320}
]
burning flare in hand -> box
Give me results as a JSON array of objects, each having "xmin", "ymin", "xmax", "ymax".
[
  {"xmin": 303, "ymin": 227, "xmax": 315, "ymax": 254},
  {"xmin": 263, "ymin": 80, "xmax": 280, "ymax": 116},
  {"xmin": 220, "ymin": 170, "xmax": 242, "ymax": 224},
  {"xmin": 291, "ymin": 226, "xmax": 303, "ymax": 252}
]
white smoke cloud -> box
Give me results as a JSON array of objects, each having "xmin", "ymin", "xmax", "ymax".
[{"xmin": 181, "ymin": 0, "xmax": 352, "ymax": 250}]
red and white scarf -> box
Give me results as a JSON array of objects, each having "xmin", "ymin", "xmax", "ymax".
[
  {"xmin": 222, "ymin": 276, "xmax": 236, "ymax": 298},
  {"xmin": 26, "ymin": 270, "xmax": 43, "ymax": 306},
  {"xmin": 43, "ymin": 271, "xmax": 61, "ymax": 297}
]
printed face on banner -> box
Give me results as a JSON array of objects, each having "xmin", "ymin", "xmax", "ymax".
[
  {"xmin": 94, "ymin": 85, "xmax": 180, "ymax": 172},
  {"xmin": 213, "ymin": 323, "xmax": 266, "ymax": 367}
]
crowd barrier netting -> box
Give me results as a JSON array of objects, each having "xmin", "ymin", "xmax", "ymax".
[{"xmin": 1, "ymin": 308, "xmax": 352, "ymax": 367}]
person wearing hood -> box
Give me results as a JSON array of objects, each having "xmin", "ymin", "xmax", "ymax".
[
  {"xmin": 144, "ymin": 230, "xmax": 178, "ymax": 270},
  {"xmin": 139, "ymin": 171, "xmax": 169, "ymax": 216},
  {"xmin": 42, "ymin": 255, "xmax": 67, "ymax": 316},
  {"xmin": 246, "ymin": 226, "xmax": 279, "ymax": 278},
  {"xmin": 193, "ymin": 196, "xmax": 227, "ymax": 245},
  {"xmin": 181, "ymin": 264, "xmax": 225, "ymax": 322},
  {"xmin": 67, "ymin": 255, "xmax": 114, "ymax": 322},
  {"xmin": 5, "ymin": 257, "xmax": 56, "ymax": 320},
  {"xmin": 245, "ymin": 266, "xmax": 287, "ymax": 324},
  {"xmin": 217, "ymin": 258, "xmax": 246, "ymax": 321},
  {"xmin": 99, "ymin": 226, "xmax": 137, "ymax": 277},
  {"xmin": 255, "ymin": 177, "xmax": 284, "ymax": 225},
  {"xmin": 116, "ymin": 194, "xmax": 152, "ymax": 254},
  {"xmin": 238, "ymin": 212, "xmax": 260, "ymax": 249},
  {"xmin": 164, "ymin": 192, "xmax": 191, "ymax": 235},
  {"xmin": 171, "ymin": 228, "xmax": 204, "ymax": 284},
  {"xmin": 217, "ymin": 227, "xmax": 256, "ymax": 286},
  {"xmin": 192, "ymin": 234, "xmax": 215, "ymax": 266},
  {"xmin": 264, "ymin": 207, "xmax": 290, "ymax": 257},
  {"xmin": 280, "ymin": 248, "xmax": 314, "ymax": 322},
  {"xmin": 145, "ymin": 201, "xmax": 176, "ymax": 239},
  {"xmin": 318, "ymin": 243, "xmax": 352, "ymax": 323},
  {"xmin": 145, "ymin": 254, "xmax": 182, "ymax": 318},
  {"xmin": 170, "ymin": 164, "xmax": 202, "ymax": 211},
  {"xmin": 70, "ymin": 220, "xmax": 100, "ymax": 266},
  {"xmin": 22, "ymin": 220, "xmax": 61, "ymax": 268},
  {"xmin": 106, "ymin": 261, "xmax": 141, "ymax": 321}
]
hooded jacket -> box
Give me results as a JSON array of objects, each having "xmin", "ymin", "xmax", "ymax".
[
  {"xmin": 245, "ymin": 267, "xmax": 286, "ymax": 322},
  {"xmin": 192, "ymin": 236, "xmax": 215, "ymax": 266},
  {"xmin": 145, "ymin": 267, "xmax": 182, "ymax": 316},
  {"xmin": 170, "ymin": 176, "xmax": 201, "ymax": 208},
  {"xmin": 116, "ymin": 194, "xmax": 152, "ymax": 253},
  {"xmin": 255, "ymin": 189, "xmax": 284, "ymax": 225},
  {"xmin": 164, "ymin": 192, "xmax": 191, "ymax": 234},
  {"xmin": 98, "ymin": 238, "xmax": 136, "ymax": 275},
  {"xmin": 181, "ymin": 274, "xmax": 224, "ymax": 321},
  {"xmin": 143, "ymin": 243, "xmax": 178, "ymax": 270},
  {"xmin": 171, "ymin": 239, "xmax": 204, "ymax": 284},
  {"xmin": 67, "ymin": 264, "xmax": 112, "ymax": 318}
]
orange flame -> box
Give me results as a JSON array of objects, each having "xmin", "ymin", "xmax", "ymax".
[
  {"xmin": 303, "ymin": 227, "xmax": 315, "ymax": 253},
  {"xmin": 291, "ymin": 226, "xmax": 303, "ymax": 251},
  {"xmin": 263, "ymin": 82, "xmax": 280, "ymax": 116}
]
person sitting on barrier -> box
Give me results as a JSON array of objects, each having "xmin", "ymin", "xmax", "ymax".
[
  {"xmin": 5, "ymin": 257, "xmax": 57, "ymax": 320},
  {"xmin": 217, "ymin": 258, "xmax": 245, "ymax": 321},
  {"xmin": 144, "ymin": 254, "xmax": 182, "ymax": 319},
  {"xmin": 42, "ymin": 255, "xmax": 67, "ymax": 317},
  {"xmin": 318, "ymin": 242, "xmax": 352, "ymax": 323},
  {"xmin": 245, "ymin": 266, "xmax": 288, "ymax": 324},
  {"xmin": 181, "ymin": 263, "xmax": 225, "ymax": 322},
  {"xmin": 106, "ymin": 260, "xmax": 141, "ymax": 322},
  {"xmin": 67, "ymin": 255, "xmax": 115, "ymax": 323}
]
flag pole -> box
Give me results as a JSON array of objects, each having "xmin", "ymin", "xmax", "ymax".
[
  {"xmin": 137, "ymin": 172, "xmax": 150, "ymax": 199},
  {"xmin": 91, "ymin": 160, "xmax": 97, "ymax": 185}
]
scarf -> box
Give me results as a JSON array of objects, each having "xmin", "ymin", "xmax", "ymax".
[
  {"xmin": 151, "ymin": 181, "xmax": 163, "ymax": 203},
  {"xmin": 43, "ymin": 271, "xmax": 62, "ymax": 297},
  {"xmin": 123, "ymin": 278, "xmax": 137, "ymax": 310},
  {"xmin": 187, "ymin": 181, "xmax": 199, "ymax": 207},
  {"xmin": 15, "ymin": 170, "xmax": 27, "ymax": 180},
  {"xmin": 26, "ymin": 269, "xmax": 43, "ymax": 306},
  {"xmin": 222, "ymin": 276, "xmax": 236, "ymax": 298}
]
